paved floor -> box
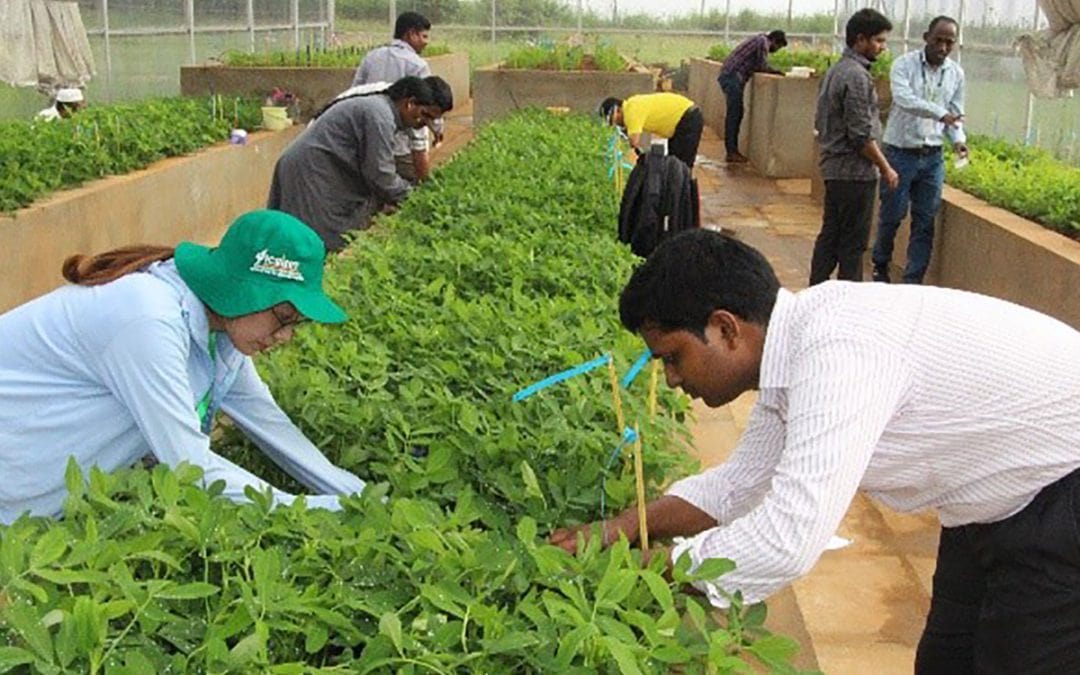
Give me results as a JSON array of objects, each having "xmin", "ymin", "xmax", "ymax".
[{"xmin": 435, "ymin": 107, "xmax": 939, "ymax": 673}]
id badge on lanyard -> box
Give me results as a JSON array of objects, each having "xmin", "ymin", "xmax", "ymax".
[{"xmin": 195, "ymin": 332, "xmax": 218, "ymax": 433}]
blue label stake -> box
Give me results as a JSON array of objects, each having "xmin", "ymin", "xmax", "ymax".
[
  {"xmin": 620, "ymin": 348, "xmax": 652, "ymax": 390},
  {"xmin": 512, "ymin": 353, "xmax": 612, "ymax": 402}
]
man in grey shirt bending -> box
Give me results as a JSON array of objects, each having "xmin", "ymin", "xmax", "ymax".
[
  {"xmin": 810, "ymin": 8, "xmax": 898, "ymax": 285},
  {"xmin": 268, "ymin": 76, "xmax": 453, "ymax": 252},
  {"xmin": 353, "ymin": 11, "xmax": 438, "ymax": 182}
]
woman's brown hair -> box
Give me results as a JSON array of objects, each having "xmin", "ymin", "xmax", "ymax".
[{"xmin": 62, "ymin": 246, "xmax": 175, "ymax": 286}]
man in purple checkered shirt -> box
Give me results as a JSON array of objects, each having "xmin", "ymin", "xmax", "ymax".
[{"xmin": 718, "ymin": 30, "xmax": 788, "ymax": 163}]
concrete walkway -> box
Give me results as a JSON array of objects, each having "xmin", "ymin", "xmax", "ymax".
[{"xmin": 436, "ymin": 107, "xmax": 939, "ymax": 673}]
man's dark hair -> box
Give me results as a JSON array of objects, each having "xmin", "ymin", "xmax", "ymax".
[
  {"xmin": 845, "ymin": 8, "xmax": 893, "ymax": 47},
  {"xmin": 926, "ymin": 15, "xmax": 958, "ymax": 33},
  {"xmin": 394, "ymin": 11, "xmax": 431, "ymax": 40},
  {"xmin": 619, "ymin": 229, "xmax": 780, "ymax": 338},
  {"xmin": 387, "ymin": 75, "xmax": 453, "ymax": 112},
  {"xmin": 767, "ymin": 30, "xmax": 788, "ymax": 48},
  {"xmin": 598, "ymin": 97, "xmax": 622, "ymax": 124}
]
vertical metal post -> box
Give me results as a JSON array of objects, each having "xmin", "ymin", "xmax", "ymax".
[
  {"xmin": 246, "ymin": 0, "xmax": 255, "ymax": 53},
  {"xmin": 700, "ymin": 0, "xmax": 706, "ymax": 16},
  {"xmin": 101, "ymin": 0, "xmax": 112, "ymax": 84},
  {"xmin": 724, "ymin": 0, "xmax": 731, "ymax": 43},
  {"xmin": 291, "ymin": 0, "xmax": 300, "ymax": 51},
  {"xmin": 955, "ymin": 0, "xmax": 966, "ymax": 64},
  {"xmin": 491, "ymin": 0, "xmax": 496, "ymax": 43},
  {"xmin": 327, "ymin": 0, "xmax": 335, "ymax": 43},
  {"xmin": 389, "ymin": 0, "xmax": 396, "ymax": 33},
  {"xmin": 787, "ymin": 0, "xmax": 793, "ymax": 30},
  {"xmin": 185, "ymin": 0, "xmax": 196, "ymax": 65},
  {"xmin": 1023, "ymin": 0, "xmax": 1041, "ymax": 143},
  {"xmin": 833, "ymin": 0, "xmax": 840, "ymax": 54},
  {"xmin": 902, "ymin": 0, "xmax": 911, "ymax": 53},
  {"xmin": 577, "ymin": 0, "xmax": 583, "ymax": 34}
]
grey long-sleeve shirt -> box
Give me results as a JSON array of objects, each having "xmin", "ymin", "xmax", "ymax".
[
  {"xmin": 815, "ymin": 48, "xmax": 882, "ymax": 181},
  {"xmin": 268, "ymin": 94, "xmax": 412, "ymax": 251}
]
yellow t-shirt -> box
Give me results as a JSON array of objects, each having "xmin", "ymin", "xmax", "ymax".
[{"xmin": 621, "ymin": 93, "xmax": 694, "ymax": 139}]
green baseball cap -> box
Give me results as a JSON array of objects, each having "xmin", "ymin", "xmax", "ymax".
[{"xmin": 175, "ymin": 209, "xmax": 347, "ymax": 324}]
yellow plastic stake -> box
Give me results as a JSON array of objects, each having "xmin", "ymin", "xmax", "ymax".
[
  {"xmin": 633, "ymin": 423, "xmax": 649, "ymax": 552},
  {"xmin": 607, "ymin": 355, "xmax": 626, "ymax": 435},
  {"xmin": 647, "ymin": 359, "xmax": 660, "ymax": 419}
]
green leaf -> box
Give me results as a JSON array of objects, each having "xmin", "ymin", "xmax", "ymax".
[
  {"xmin": 480, "ymin": 631, "xmax": 541, "ymax": 654},
  {"xmin": 379, "ymin": 612, "xmax": 403, "ymax": 654},
  {"xmin": 515, "ymin": 516, "xmax": 538, "ymax": 545},
  {"xmin": 603, "ymin": 635, "xmax": 644, "ymax": 675},
  {"xmin": 748, "ymin": 633, "xmax": 801, "ymax": 667},
  {"xmin": 743, "ymin": 601, "xmax": 768, "ymax": 628},
  {"xmin": 639, "ymin": 569, "xmax": 674, "ymax": 611},
  {"xmin": 30, "ymin": 528, "xmax": 67, "ymax": 568},
  {"xmin": 688, "ymin": 556, "xmax": 736, "ymax": 583},
  {"xmin": 304, "ymin": 624, "xmax": 329, "ymax": 654},
  {"xmin": 520, "ymin": 460, "xmax": 548, "ymax": 508},
  {"xmin": 156, "ymin": 582, "xmax": 220, "ymax": 600},
  {"xmin": 3, "ymin": 601, "xmax": 55, "ymax": 663},
  {"xmin": 0, "ymin": 646, "xmax": 36, "ymax": 670}
]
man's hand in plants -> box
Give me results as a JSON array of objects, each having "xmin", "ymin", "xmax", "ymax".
[
  {"xmin": 549, "ymin": 509, "xmax": 640, "ymax": 554},
  {"xmin": 550, "ymin": 496, "xmax": 718, "ymax": 555}
]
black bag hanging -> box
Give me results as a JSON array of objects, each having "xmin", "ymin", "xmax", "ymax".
[{"xmin": 617, "ymin": 147, "xmax": 700, "ymax": 258}]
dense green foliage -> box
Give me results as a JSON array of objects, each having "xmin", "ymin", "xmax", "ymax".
[
  {"xmin": 0, "ymin": 112, "xmax": 807, "ymax": 673},
  {"xmin": 946, "ymin": 135, "xmax": 1080, "ymax": 238},
  {"xmin": 219, "ymin": 44, "xmax": 450, "ymax": 68},
  {"xmin": 0, "ymin": 97, "xmax": 263, "ymax": 213},
  {"xmin": 503, "ymin": 42, "xmax": 625, "ymax": 71},
  {"xmin": 706, "ymin": 43, "xmax": 894, "ymax": 80}
]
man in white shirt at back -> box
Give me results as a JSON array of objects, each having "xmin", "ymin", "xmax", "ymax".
[
  {"xmin": 352, "ymin": 11, "xmax": 438, "ymax": 182},
  {"xmin": 551, "ymin": 228, "xmax": 1080, "ymax": 674}
]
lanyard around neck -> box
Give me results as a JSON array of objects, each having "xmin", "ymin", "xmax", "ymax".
[{"xmin": 195, "ymin": 331, "xmax": 218, "ymax": 433}]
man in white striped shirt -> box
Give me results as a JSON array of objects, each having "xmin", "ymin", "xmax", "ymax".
[{"xmin": 550, "ymin": 229, "xmax": 1080, "ymax": 673}]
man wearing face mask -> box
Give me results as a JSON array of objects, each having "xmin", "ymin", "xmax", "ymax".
[{"xmin": 872, "ymin": 16, "xmax": 967, "ymax": 284}]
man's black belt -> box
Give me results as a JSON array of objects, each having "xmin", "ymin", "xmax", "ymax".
[{"xmin": 886, "ymin": 144, "xmax": 943, "ymax": 156}]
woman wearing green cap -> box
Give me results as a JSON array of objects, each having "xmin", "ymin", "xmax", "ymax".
[{"xmin": 0, "ymin": 209, "xmax": 366, "ymax": 523}]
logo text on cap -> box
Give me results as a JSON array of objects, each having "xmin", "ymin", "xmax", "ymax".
[{"xmin": 250, "ymin": 249, "xmax": 305, "ymax": 282}]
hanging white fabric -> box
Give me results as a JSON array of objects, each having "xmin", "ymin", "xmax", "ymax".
[
  {"xmin": 1016, "ymin": 0, "xmax": 1080, "ymax": 98},
  {"xmin": 0, "ymin": 0, "xmax": 95, "ymax": 91}
]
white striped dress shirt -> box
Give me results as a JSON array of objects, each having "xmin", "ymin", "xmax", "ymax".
[{"xmin": 668, "ymin": 282, "xmax": 1080, "ymax": 606}]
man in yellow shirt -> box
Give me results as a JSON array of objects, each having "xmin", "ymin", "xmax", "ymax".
[{"xmin": 599, "ymin": 93, "xmax": 704, "ymax": 169}]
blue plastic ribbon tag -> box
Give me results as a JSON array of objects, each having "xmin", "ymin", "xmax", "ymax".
[
  {"xmin": 512, "ymin": 353, "xmax": 612, "ymax": 402},
  {"xmin": 620, "ymin": 348, "xmax": 652, "ymax": 389},
  {"xmin": 600, "ymin": 426, "xmax": 639, "ymax": 518}
]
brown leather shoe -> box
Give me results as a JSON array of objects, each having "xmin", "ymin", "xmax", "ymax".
[{"xmin": 725, "ymin": 152, "xmax": 749, "ymax": 164}]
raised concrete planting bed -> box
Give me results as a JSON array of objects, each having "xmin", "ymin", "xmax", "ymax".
[
  {"xmin": 1, "ymin": 127, "xmax": 302, "ymax": 314},
  {"xmin": 690, "ymin": 58, "xmax": 891, "ymax": 178},
  {"xmin": 875, "ymin": 186, "xmax": 1080, "ymax": 330},
  {"xmin": 180, "ymin": 52, "xmax": 470, "ymax": 121},
  {"xmin": 473, "ymin": 62, "xmax": 656, "ymax": 127}
]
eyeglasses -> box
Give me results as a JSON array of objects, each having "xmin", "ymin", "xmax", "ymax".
[{"xmin": 271, "ymin": 305, "xmax": 309, "ymax": 333}]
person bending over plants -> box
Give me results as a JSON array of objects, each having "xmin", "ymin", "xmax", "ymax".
[
  {"xmin": 268, "ymin": 75, "xmax": 453, "ymax": 252},
  {"xmin": 551, "ymin": 228, "xmax": 1080, "ymax": 673},
  {"xmin": 0, "ymin": 210, "xmax": 368, "ymax": 524},
  {"xmin": 599, "ymin": 92, "xmax": 704, "ymax": 169}
]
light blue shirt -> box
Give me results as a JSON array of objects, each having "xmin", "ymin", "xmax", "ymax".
[
  {"xmin": 883, "ymin": 48, "xmax": 966, "ymax": 149},
  {"xmin": 0, "ymin": 260, "xmax": 366, "ymax": 523},
  {"xmin": 353, "ymin": 39, "xmax": 432, "ymax": 155}
]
